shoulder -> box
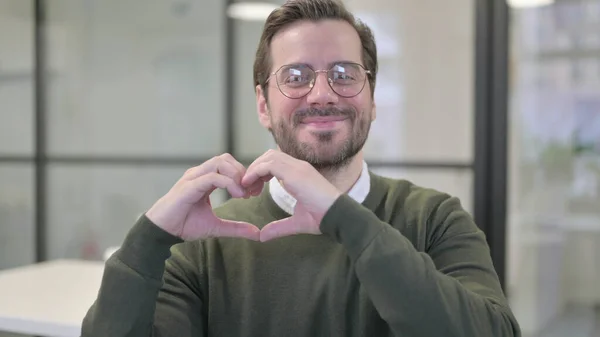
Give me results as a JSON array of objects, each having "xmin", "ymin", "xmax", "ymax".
[
  {"xmin": 369, "ymin": 172, "xmax": 476, "ymax": 247},
  {"xmin": 370, "ymin": 171, "xmax": 463, "ymax": 218}
]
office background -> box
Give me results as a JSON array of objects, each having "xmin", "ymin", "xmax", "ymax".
[{"xmin": 0, "ymin": 0, "xmax": 599, "ymax": 336}]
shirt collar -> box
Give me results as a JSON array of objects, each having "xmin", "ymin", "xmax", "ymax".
[{"xmin": 268, "ymin": 161, "xmax": 371, "ymax": 215}]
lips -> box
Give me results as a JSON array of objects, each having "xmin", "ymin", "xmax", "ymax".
[
  {"xmin": 292, "ymin": 106, "xmax": 356, "ymax": 127},
  {"xmin": 301, "ymin": 116, "xmax": 348, "ymax": 124}
]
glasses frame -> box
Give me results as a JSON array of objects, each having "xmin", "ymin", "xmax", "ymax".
[{"xmin": 265, "ymin": 62, "xmax": 372, "ymax": 99}]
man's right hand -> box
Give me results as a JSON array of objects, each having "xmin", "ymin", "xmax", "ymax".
[{"xmin": 145, "ymin": 153, "xmax": 263, "ymax": 241}]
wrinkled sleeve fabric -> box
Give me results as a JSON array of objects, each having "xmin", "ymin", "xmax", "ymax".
[
  {"xmin": 81, "ymin": 216, "xmax": 206, "ymax": 337},
  {"xmin": 320, "ymin": 194, "xmax": 521, "ymax": 337}
]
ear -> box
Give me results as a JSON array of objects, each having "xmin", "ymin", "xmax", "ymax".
[
  {"xmin": 256, "ymin": 85, "xmax": 272, "ymax": 129},
  {"xmin": 370, "ymin": 100, "xmax": 377, "ymax": 121}
]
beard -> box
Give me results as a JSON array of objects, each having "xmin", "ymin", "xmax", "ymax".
[{"xmin": 268, "ymin": 105, "xmax": 371, "ymax": 171}]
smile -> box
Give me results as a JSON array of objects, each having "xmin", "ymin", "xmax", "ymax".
[
  {"xmin": 300, "ymin": 116, "xmax": 349, "ymax": 127},
  {"xmin": 301, "ymin": 116, "xmax": 348, "ymax": 122}
]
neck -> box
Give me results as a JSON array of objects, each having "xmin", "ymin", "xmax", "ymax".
[{"xmin": 317, "ymin": 152, "xmax": 365, "ymax": 194}]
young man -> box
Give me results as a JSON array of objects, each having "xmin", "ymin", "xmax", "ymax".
[{"xmin": 82, "ymin": 0, "xmax": 521, "ymax": 336}]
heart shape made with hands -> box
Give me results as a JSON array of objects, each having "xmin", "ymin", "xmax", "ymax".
[
  {"xmin": 227, "ymin": 150, "xmax": 341, "ymax": 242},
  {"xmin": 228, "ymin": 149, "xmax": 342, "ymax": 242},
  {"xmin": 147, "ymin": 150, "xmax": 342, "ymax": 243}
]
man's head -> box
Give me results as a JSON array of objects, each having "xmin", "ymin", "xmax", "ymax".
[{"xmin": 253, "ymin": 0, "xmax": 378, "ymax": 171}]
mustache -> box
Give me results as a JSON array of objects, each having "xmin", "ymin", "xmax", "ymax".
[{"xmin": 292, "ymin": 106, "xmax": 356, "ymax": 126}]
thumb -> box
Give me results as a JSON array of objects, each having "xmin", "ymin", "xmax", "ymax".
[
  {"xmin": 213, "ymin": 219, "xmax": 261, "ymax": 241},
  {"xmin": 260, "ymin": 215, "xmax": 312, "ymax": 242}
]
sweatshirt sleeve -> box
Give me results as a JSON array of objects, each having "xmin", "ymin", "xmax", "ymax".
[
  {"xmin": 81, "ymin": 215, "xmax": 206, "ymax": 337},
  {"xmin": 319, "ymin": 194, "xmax": 521, "ymax": 337}
]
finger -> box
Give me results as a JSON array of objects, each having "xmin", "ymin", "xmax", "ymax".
[
  {"xmin": 241, "ymin": 161, "xmax": 280, "ymax": 188},
  {"xmin": 219, "ymin": 153, "xmax": 247, "ymax": 177},
  {"xmin": 246, "ymin": 180, "xmax": 265, "ymax": 196},
  {"xmin": 183, "ymin": 157, "xmax": 242, "ymax": 183},
  {"xmin": 212, "ymin": 219, "xmax": 261, "ymax": 241},
  {"xmin": 243, "ymin": 149, "xmax": 277, "ymax": 179},
  {"xmin": 217, "ymin": 154, "xmax": 256, "ymax": 196},
  {"xmin": 217, "ymin": 161, "xmax": 243, "ymax": 184},
  {"xmin": 180, "ymin": 157, "xmax": 219, "ymax": 181},
  {"xmin": 182, "ymin": 173, "xmax": 246, "ymax": 204},
  {"xmin": 255, "ymin": 149, "xmax": 296, "ymax": 167},
  {"xmin": 242, "ymin": 148, "xmax": 301, "ymax": 188},
  {"xmin": 260, "ymin": 216, "xmax": 306, "ymax": 242}
]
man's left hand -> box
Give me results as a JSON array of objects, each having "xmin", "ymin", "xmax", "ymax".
[{"xmin": 241, "ymin": 149, "xmax": 342, "ymax": 242}]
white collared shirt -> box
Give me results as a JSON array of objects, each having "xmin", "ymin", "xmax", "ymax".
[{"xmin": 269, "ymin": 161, "xmax": 371, "ymax": 215}]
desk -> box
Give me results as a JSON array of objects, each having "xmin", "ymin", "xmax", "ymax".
[{"xmin": 0, "ymin": 259, "xmax": 105, "ymax": 337}]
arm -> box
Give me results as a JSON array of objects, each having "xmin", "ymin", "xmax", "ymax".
[
  {"xmin": 319, "ymin": 194, "xmax": 521, "ymax": 337},
  {"xmin": 81, "ymin": 216, "xmax": 206, "ymax": 337}
]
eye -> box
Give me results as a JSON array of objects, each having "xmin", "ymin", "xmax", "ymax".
[
  {"xmin": 279, "ymin": 67, "xmax": 312, "ymax": 87},
  {"xmin": 332, "ymin": 72, "xmax": 355, "ymax": 81},
  {"xmin": 285, "ymin": 74, "xmax": 309, "ymax": 83},
  {"xmin": 330, "ymin": 63, "xmax": 363, "ymax": 84}
]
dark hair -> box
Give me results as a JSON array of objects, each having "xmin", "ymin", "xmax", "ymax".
[{"xmin": 253, "ymin": 0, "xmax": 378, "ymax": 101}]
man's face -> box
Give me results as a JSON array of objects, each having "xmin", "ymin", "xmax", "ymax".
[{"xmin": 256, "ymin": 19, "xmax": 376, "ymax": 171}]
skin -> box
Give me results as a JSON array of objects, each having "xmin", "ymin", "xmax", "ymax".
[{"xmin": 146, "ymin": 19, "xmax": 377, "ymax": 242}]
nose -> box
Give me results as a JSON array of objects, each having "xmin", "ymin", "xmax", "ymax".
[{"xmin": 305, "ymin": 71, "xmax": 339, "ymax": 106}]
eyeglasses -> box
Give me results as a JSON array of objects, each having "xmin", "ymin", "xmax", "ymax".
[{"xmin": 265, "ymin": 62, "xmax": 371, "ymax": 99}]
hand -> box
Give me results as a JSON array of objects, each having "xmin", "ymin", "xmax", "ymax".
[
  {"xmin": 241, "ymin": 149, "xmax": 342, "ymax": 242},
  {"xmin": 145, "ymin": 154, "xmax": 263, "ymax": 241}
]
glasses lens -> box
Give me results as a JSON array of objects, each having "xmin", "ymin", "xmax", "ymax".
[
  {"xmin": 328, "ymin": 63, "xmax": 367, "ymax": 97},
  {"xmin": 273, "ymin": 63, "xmax": 368, "ymax": 99},
  {"xmin": 276, "ymin": 65, "xmax": 314, "ymax": 98}
]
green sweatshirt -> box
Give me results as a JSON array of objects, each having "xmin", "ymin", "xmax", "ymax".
[{"xmin": 81, "ymin": 172, "xmax": 521, "ymax": 337}]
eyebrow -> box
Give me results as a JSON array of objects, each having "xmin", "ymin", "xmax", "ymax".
[
  {"xmin": 327, "ymin": 60, "xmax": 358, "ymax": 68},
  {"xmin": 282, "ymin": 60, "xmax": 359, "ymax": 69}
]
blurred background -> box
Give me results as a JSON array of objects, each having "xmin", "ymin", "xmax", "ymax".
[{"xmin": 0, "ymin": 0, "xmax": 599, "ymax": 336}]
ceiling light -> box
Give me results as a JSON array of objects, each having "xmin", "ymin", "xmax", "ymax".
[
  {"xmin": 507, "ymin": 0, "xmax": 554, "ymax": 8},
  {"xmin": 227, "ymin": 2, "xmax": 278, "ymax": 21}
]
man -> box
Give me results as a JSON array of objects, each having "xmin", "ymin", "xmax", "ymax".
[{"xmin": 82, "ymin": 0, "xmax": 521, "ymax": 336}]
